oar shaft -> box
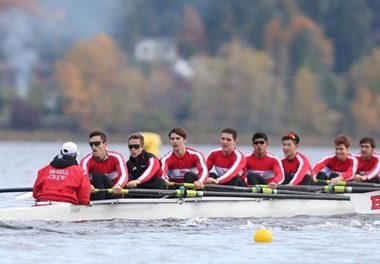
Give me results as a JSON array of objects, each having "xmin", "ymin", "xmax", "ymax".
[
  {"xmin": 317, "ymin": 179, "xmax": 380, "ymax": 188},
  {"xmin": 201, "ymin": 190, "xmax": 350, "ymax": 200},
  {"xmin": 95, "ymin": 188, "xmax": 349, "ymax": 200},
  {"xmin": 0, "ymin": 187, "xmax": 33, "ymax": 193}
]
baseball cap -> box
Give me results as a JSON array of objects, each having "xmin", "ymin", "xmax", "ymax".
[{"xmin": 61, "ymin": 142, "xmax": 79, "ymax": 157}]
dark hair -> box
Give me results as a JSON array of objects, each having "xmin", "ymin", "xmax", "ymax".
[
  {"xmin": 221, "ymin": 127, "xmax": 237, "ymax": 141},
  {"xmin": 89, "ymin": 131, "xmax": 107, "ymax": 142},
  {"xmin": 168, "ymin": 127, "xmax": 187, "ymax": 139},
  {"xmin": 282, "ymin": 131, "xmax": 300, "ymax": 144},
  {"xmin": 359, "ymin": 136, "xmax": 376, "ymax": 148},
  {"xmin": 252, "ymin": 132, "xmax": 268, "ymax": 142},
  {"xmin": 334, "ymin": 134, "xmax": 350, "ymax": 148},
  {"xmin": 128, "ymin": 133, "xmax": 145, "ymax": 146}
]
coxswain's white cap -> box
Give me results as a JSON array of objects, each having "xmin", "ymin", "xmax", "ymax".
[{"xmin": 61, "ymin": 142, "xmax": 79, "ymax": 157}]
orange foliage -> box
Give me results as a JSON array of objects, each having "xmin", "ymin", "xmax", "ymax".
[
  {"xmin": 351, "ymin": 86, "xmax": 379, "ymax": 134},
  {"xmin": 264, "ymin": 18, "xmax": 282, "ymax": 51},
  {"xmin": 284, "ymin": 15, "xmax": 332, "ymax": 67},
  {"xmin": 55, "ymin": 33, "xmax": 146, "ymax": 131},
  {"xmin": 264, "ymin": 13, "xmax": 333, "ymax": 68},
  {"xmin": 179, "ymin": 5, "xmax": 206, "ymax": 49}
]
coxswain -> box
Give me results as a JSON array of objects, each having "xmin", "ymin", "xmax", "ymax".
[{"xmin": 33, "ymin": 142, "xmax": 91, "ymax": 205}]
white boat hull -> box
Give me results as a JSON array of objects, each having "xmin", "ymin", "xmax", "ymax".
[{"xmin": 0, "ymin": 196, "xmax": 356, "ymax": 221}]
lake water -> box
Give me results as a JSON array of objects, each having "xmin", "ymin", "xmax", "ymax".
[{"xmin": 0, "ymin": 142, "xmax": 379, "ymax": 264}]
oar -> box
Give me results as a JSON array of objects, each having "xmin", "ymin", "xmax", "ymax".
[
  {"xmin": 202, "ymin": 184, "xmax": 317, "ymax": 195},
  {"xmin": 317, "ymin": 179, "xmax": 380, "ymax": 188},
  {"xmin": 94, "ymin": 188, "xmax": 350, "ymax": 201},
  {"xmin": 169, "ymin": 182, "xmax": 315, "ymax": 195},
  {"xmin": 0, "ymin": 187, "xmax": 33, "ymax": 193},
  {"xmin": 14, "ymin": 192, "xmax": 33, "ymax": 200},
  {"xmin": 259, "ymin": 184, "xmax": 380, "ymax": 194}
]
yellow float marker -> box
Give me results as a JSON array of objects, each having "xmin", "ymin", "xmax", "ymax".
[
  {"xmin": 254, "ymin": 228, "xmax": 273, "ymax": 243},
  {"xmin": 139, "ymin": 132, "xmax": 162, "ymax": 156}
]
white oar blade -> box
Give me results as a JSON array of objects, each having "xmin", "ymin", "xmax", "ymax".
[
  {"xmin": 14, "ymin": 192, "xmax": 33, "ymax": 200},
  {"xmin": 350, "ymin": 191, "xmax": 380, "ymax": 214}
]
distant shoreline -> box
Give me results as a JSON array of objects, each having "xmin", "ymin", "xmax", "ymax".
[{"xmin": 0, "ymin": 129, "xmax": 351, "ymax": 147}]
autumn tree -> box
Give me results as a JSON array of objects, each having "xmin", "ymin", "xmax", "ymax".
[
  {"xmin": 265, "ymin": 13, "xmax": 333, "ymax": 74},
  {"xmin": 349, "ymin": 48, "xmax": 380, "ymax": 135},
  {"xmin": 178, "ymin": 5, "xmax": 206, "ymax": 58},
  {"xmin": 292, "ymin": 67, "xmax": 339, "ymax": 135},
  {"xmin": 299, "ymin": 0, "xmax": 372, "ymax": 73},
  {"xmin": 190, "ymin": 40, "xmax": 283, "ymax": 133},
  {"xmin": 55, "ymin": 33, "xmax": 146, "ymax": 132}
]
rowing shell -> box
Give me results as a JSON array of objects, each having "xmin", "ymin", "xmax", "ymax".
[{"xmin": 0, "ymin": 196, "xmax": 358, "ymax": 222}]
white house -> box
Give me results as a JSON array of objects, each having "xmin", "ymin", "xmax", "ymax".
[{"xmin": 134, "ymin": 37, "xmax": 177, "ymax": 63}]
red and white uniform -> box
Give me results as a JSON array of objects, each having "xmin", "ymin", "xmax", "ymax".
[
  {"xmin": 80, "ymin": 151, "xmax": 128, "ymax": 187},
  {"xmin": 206, "ymin": 148, "xmax": 246, "ymax": 184},
  {"xmin": 245, "ymin": 153, "xmax": 284, "ymax": 184},
  {"xmin": 354, "ymin": 153, "xmax": 380, "ymax": 180},
  {"xmin": 312, "ymin": 154, "xmax": 358, "ymax": 181},
  {"xmin": 161, "ymin": 147, "xmax": 208, "ymax": 183},
  {"xmin": 33, "ymin": 165, "xmax": 91, "ymax": 205},
  {"xmin": 281, "ymin": 152, "xmax": 312, "ymax": 185}
]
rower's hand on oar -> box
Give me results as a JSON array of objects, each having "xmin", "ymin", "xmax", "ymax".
[
  {"xmin": 268, "ymin": 182, "xmax": 277, "ymax": 189},
  {"xmin": 90, "ymin": 184, "xmax": 95, "ymax": 193},
  {"xmin": 330, "ymin": 176, "xmax": 344, "ymax": 185},
  {"xmin": 164, "ymin": 179, "xmax": 171, "ymax": 187},
  {"xmin": 207, "ymin": 178, "xmax": 219, "ymax": 184},
  {"xmin": 126, "ymin": 180, "xmax": 141, "ymax": 188},
  {"xmin": 193, "ymin": 181, "xmax": 204, "ymax": 190},
  {"xmin": 354, "ymin": 174, "xmax": 368, "ymax": 182},
  {"xmin": 112, "ymin": 184, "xmax": 122, "ymax": 194}
]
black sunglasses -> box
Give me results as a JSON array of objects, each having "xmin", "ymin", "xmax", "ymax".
[
  {"xmin": 128, "ymin": 144, "xmax": 141, "ymax": 150},
  {"xmin": 89, "ymin": 141, "xmax": 102, "ymax": 147},
  {"xmin": 253, "ymin": 140, "xmax": 266, "ymax": 145}
]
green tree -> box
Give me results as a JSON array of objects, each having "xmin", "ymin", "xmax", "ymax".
[
  {"xmin": 292, "ymin": 67, "xmax": 339, "ymax": 135},
  {"xmin": 349, "ymin": 48, "xmax": 380, "ymax": 135},
  {"xmin": 190, "ymin": 40, "xmax": 282, "ymax": 132},
  {"xmin": 298, "ymin": 0, "xmax": 373, "ymax": 73}
]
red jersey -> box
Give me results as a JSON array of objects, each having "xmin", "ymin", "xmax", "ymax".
[
  {"xmin": 80, "ymin": 151, "xmax": 128, "ymax": 187},
  {"xmin": 312, "ymin": 154, "xmax": 358, "ymax": 181},
  {"xmin": 354, "ymin": 153, "xmax": 380, "ymax": 180},
  {"xmin": 206, "ymin": 148, "xmax": 246, "ymax": 184},
  {"xmin": 245, "ymin": 153, "xmax": 284, "ymax": 184},
  {"xmin": 33, "ymin": 164, "xmax": 91, "ymax": 205},
  {"xmin": 281, "ymin": 152, "xmax": 312, "ymax": 185},
  {"xmin": 161, "ymin": 147, "xmax": 208, "ymax": 183}
]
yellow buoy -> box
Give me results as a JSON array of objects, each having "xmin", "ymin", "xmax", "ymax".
[
  {"xmin": 254, "ymin": 228, "xmax": 273, "ymax": 243},
  {"xmin": 139, "ymin": 132, "xmax": 162, "ymax": 156}
]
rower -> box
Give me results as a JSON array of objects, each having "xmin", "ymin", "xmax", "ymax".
[
  {"xmin": 281, "ymin": 132, "xmax": 314, "ymax": 185},
  {"xmin": 313, "ymin": 134, "xmax": 358, "ymax": 184},
  {"xmin": 161, "ymin": 127, "xmax": 208, "ymax": 189},
  {"xmin": 125, "ymin": 133, "xmax": 166, "ymax": 189},
  {"xmin": 245, "ymin": 132, "xmax": 284, "ymax": 188},
  {"xmin": 33, "ymin": 142, "xmax": 91, "ymax": 205},
  {"xmin": 353, "ymin": 136, "xmax": 380, "ymax": 183},
  {"xmin": 206, "ymin": 127, "xmax": 246, "ymax": 186},
  {"xmin": 80, "ymin": 131, "xmax": 128, "ymax": 200}
]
